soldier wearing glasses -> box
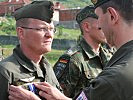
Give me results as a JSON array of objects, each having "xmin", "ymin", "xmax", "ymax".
[
  {"xmin": 0, "ymin": 1, "xmax": 61, "ymax": 100},
  {"xmin": 8, "ymin": 0, "xmax": 133, "ymax": 100},
  {"xmin": 33, "ymin": 0, "xmax": 133, "ymax": 100}
]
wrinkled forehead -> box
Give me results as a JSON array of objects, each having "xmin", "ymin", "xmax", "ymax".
[{"xmin": 28, "ymin": 18, "xmax": 54, "ymax": 27}]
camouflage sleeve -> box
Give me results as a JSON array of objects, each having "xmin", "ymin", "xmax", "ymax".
[
  {"xmin": 67, "ymin": 58, "xmax": 83, "ymax": 97},
  {"xmin": 53, "ymin": 54, "xmax": 82, "ymax": 98},
  {"xmin": 53, "ymin": 54, "xmax": 71, "ymax": 81}
]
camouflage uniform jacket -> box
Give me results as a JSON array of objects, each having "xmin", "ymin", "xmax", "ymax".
[
  {"xmin": 75, "ymin": 40, "xmax": 133, "ymax": 100},
  {"xmin": 54, "ymin": 37, "xmax": 113, "ymax": 98},
  {"xmin": 0, "ymin": 45, "xmax": 61, "ymax": 100}
]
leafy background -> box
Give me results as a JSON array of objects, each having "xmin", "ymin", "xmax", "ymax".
[
  {"xmin": 0, "ymin": 0, "xmax": 92, "ymax": 8},
  {"xmin": 52, "ymin": 0, "xmax": 92, "ymax": 8}
]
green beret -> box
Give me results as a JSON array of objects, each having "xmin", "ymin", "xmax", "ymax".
[
  {"xmin": 14, "ymin": 1, "xmax": 54, "ymax": 23},
  {"xmin": 76, "ymin": 5, "xmax": 98, "ymax": 24},
  {"xmin": 91, "ymin": 0, "xmax": 110, "ymax": 8}
]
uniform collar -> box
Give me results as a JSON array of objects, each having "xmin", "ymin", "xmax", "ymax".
[
  {"xmin": 106, "ymin": 40, "xmax": 133, "ymax": 67},
  {"xmin": 13, "ymin": 45, "xmax": 40, "ymax": 72},
  {"xmin": 79, "ymin": 36, "xmax": 98, "ymax": 59}
]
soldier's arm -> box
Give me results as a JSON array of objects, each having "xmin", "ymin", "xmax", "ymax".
[
  {"xmin": 53, "ymin": 55, "xmax": 81, "ymax": 98},
  {"xmin": 67, "ymin": 59, "xmax": 82, "ymax": 97}
]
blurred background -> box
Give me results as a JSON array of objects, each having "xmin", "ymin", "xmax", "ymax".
[{"xmin": 0, "ymin": 0, "xmax": 92, "ymax": 66}]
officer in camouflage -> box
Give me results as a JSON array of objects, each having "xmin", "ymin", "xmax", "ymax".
[
  {"xmin": 53, "ymin": 5, "xmax": 113, "ymax": 98},
  {"xmin": 0, "ymin": 1, "xmax": 61, "ymax": 100}
]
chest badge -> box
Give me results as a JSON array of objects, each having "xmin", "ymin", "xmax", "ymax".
[{"xmin": 20, "ymin": 76, "xmax": 35, "ymax": 82}]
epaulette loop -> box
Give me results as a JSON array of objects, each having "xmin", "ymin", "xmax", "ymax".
[{"xmin": 66, "ymin": 46, "xmax": 80, "ymax": 56}]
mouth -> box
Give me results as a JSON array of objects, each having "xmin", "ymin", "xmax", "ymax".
[
  {"xmin": 43, "ymin": 40, "xmax": 52, "ymax": 45},
  {"xmin": 43, "ymin": 37, "xmax": 53, "ymax": 44}
]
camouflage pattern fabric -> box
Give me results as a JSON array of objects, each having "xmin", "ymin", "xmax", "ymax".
[
  {"xmin": 54, "ymin": 36, "xmax": 113, "ymax": 98},
  {"xmin": 75, "ymin": 40, "xmax": 133, "ymax": 100}
]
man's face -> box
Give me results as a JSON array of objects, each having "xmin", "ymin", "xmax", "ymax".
[
  {"xmin": 95, "ymin": 7, "xmax": 114, "ymax": 46},
  {"xmin": 89, "ymin": 18, "xmax": 107, "ymax": 44},
  {"xmin": 19, "ymin": 19, "xmax": 54, "ymax": 54}
]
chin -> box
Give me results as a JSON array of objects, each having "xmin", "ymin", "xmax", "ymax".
[
  {"xmin": 43, "ymin": 48, "xmax": 51, "ymax": 53},
  {"xmin": 102, "ymin": 39, "xmax": 107, "ymax": 44}
]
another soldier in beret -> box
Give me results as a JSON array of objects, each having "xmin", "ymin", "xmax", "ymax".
[
  {"xmin": 53, "ymin": 5, "xmax": 113, "ymax": 98},
  {"xmin": 0, "ymin": 1, "xmax": 61, "ymax": 100},
  {"xmin": 31, "ymin": 0, "xmax": 133, "ymax": 100}
]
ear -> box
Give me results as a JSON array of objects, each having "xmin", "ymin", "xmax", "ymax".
[
  {"xmin": 82, "ymin": 21, "xmax": 91, "ymax": 32},
  {"xmin": 16, "ymin": 27, "xmax": 25, "ymax": 40},
  {"xmin": 107, "ymin": 7, "xmax": 119, "ymax": 24}
]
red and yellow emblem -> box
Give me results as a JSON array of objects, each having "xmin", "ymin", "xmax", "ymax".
[{"xmin": 59, "ymin": 59, "xmax": 68, "ymax": 63}]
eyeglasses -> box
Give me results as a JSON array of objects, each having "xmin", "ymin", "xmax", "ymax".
[{"xmin": 20, "ymin": 26, "xmax": 56, "ymax": 33}]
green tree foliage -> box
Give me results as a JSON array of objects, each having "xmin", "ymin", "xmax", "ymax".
[
  {"xmin": 1, "ymin": 0, "xmax": 92, "ymax": 8},
  {"xmin": 55, "ymin": 0, "xmax": 92, "ymax": 8},
  {"xmin": 0, "ymin": 17, "xmax": 16, "ymax": 35}
]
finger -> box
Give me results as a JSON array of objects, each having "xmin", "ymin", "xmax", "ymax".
[
  {"xmin": 9, "ymin": 85, "xmax": 18, "ymax": 92},
  {"xmin": 8, "ymin": 95, "xmax": 18, "ymax": 100},
  {"xmin": 9, "ymin": 87, "xmax": 26, "ymax": 99},
  {"xmin": 9, "ymin": 88, "xmax": 19, "ymax": 98},
  {"xmin": 9, "ymin": 91, "xmax": 20, "ymax": 98},
  {"xmin": 8, "ymin": 95, "xmax": 13, "ymax": 100},
  {"xmin": 35, "ymin": 84, "xmax": 50, "ymax": 93},
  {"xmin": 9, "ymin": 85, "xmax": 22, "ymax": 92},
  {"xmin": 9, "ymin": 90, "xmax": 15, "ymax": 96},
  {"xmin": 39, "ymin": 91, "xmax": 52, "ymax": 99},
  {"xmin": 35, "ymin": 82, "xmax": 51, "ymax": 87}
]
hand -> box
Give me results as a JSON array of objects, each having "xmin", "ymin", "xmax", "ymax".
[
  {"xmin": 35, "ymin": 82, "xmax": 72, "ymax": 100},
  {"xmin": 8, "ymin": 85, "xmax": 41, "ymax": 100}
]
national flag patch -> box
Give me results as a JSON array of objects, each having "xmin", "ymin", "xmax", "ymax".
[
  {"xmin": 76, "ymin": 91, "xmax": 88, "ymax": 100},
  {"xmin": 59, "ymin": 59, "xmax": 68, "ymax": 63}
]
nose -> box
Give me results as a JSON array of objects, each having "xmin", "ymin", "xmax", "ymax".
[{"xmin": 45, "ymin": 30, "xmax": 54, "ymax": 38}]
